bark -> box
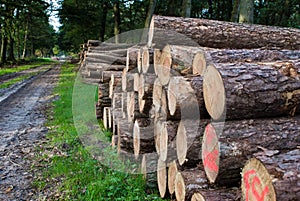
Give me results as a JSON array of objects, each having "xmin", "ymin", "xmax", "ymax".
[
  {"xmin": 113, "ymin": 1, "xmax": 121, "ymax": 44},
  {"xmin": 149, "ymin": 15, "xmax": 300, "ymax": 49},
  {"xmin": 21, "ymin": 16, "xmax": 29, "ymax": 59},
  {"xmin": 206, "ymin": 115, "xmax": 300, "ymax": 190},
  {"xmin": 174, "ymin": 167, "xmax": 208, "ymax": 201},
  {"xmin": 99, "ymin": 1, "xmax": 108, "ymax": 42},
  {"xmin": 167, "ymin": 76, "xmax": 209, "ymax": 120},
  {"xmin": 190, "ymin": 188, "xmax": 241, "ymax": 201},
  {"xmin": 176, "ymin": 119, "xmax": 208, "ymax": 166},
  {"xmin": 181, "ymin": 0, "xmax": 192, "ymax": 18},
  {"xmin": 117, "ymin": 120, "xmax": 134, "ymax": 153},
  {"xmin": 101, "ymin": 70, "xmax": 123, "ymax": 83},
  {"xmin": 156, "ymin": 45, "xmax": 207, "ymax": 84},
  {"xmin": 133, "ymin": 119, "xmax": 155, "ymax": 158},
  {"xmin": 141, "ymin": 153, "xmax": 158, "ymax": 189},
  {"xmin": 239, "ymin": 0, "xmax": 254, "ymax": 23},
  {"xmin": 205, "ymin": 48, "xmax": 300, "ymax": 63},
  {"xmin": 158, "ymin": 121, "xmax": 179, "ymax": 162},
  {"xmin": 203, "ymin": 62, "xmax": 300, "ymax": 120}
]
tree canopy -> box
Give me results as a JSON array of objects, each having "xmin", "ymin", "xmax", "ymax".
[{"xmin": 1, "ymin": 0, "xmax": 299, "ymax": 62}]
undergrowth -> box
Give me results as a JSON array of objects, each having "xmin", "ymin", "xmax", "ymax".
[{"xmin": 34, "ymin": 62, "xmax": 164, "ymax": 200}]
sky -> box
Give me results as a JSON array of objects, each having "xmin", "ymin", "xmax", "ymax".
[{"xmin": 46, "ymin": 0, "xmax": 61, "ymax": 32}]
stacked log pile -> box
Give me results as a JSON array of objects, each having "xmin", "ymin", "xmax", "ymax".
[{"xmin": 80, "ymin": 15, "xmax": 300, "ymax": 201}]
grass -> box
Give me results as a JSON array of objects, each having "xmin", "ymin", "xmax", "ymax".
[
  {"xmin": 34, "ymin": 62, "xmax": 164, "ymax": 200},
  {"xmin": 0, "ymin": 58, "xmax": 55, "ymax": 76},
  {"xmin": 0, "ymin": 67, "xmax": 52, "ymax": 89}
]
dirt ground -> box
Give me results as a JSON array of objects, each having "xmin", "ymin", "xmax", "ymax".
[{"xmin": 0, "ymin": 65, "xmax": 61, "ymax": 201}]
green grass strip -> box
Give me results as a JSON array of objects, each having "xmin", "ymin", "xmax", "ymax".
[
  {"xmin": 0, "ymin": 58, "xmax": 55, "ymax": 76},
  {"xmin": 35, "ymin": 62, "xmax": 164, "ymax": 201}
]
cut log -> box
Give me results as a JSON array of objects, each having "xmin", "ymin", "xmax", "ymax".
[
  {"xmin": 201, "ymin": 123, "xmax": 220, "ymax": 184},
  {"xmin": 157, "ymin": 158, "xmax": 168, "ymax": 198},
  {"xmin": 126, "ymin": 47, "xmax": 140, "ymax": 71},
  {"xmin": 89, "ymin": 42, "xmax": 134, "ymax": 50},
  {"xmin": 206, "ymin": 48, "xmax": 300, "ymax": 63},
  {"xmin": 156, "ymin": 45, "xmax": 172, "ymax": 85},
  {"xmin": 168, "ymin": 76, "xmax": 207, "ymax": 120},
  {"xmin": 126, "ymin": 92, "xmax": 148, "ymax": 123},
  {"xmin": 141, "ymin": 47, "xmax": 154, "ymax": 73},
  {"xmin": 241, "ymin": 158, "xmax": 276, "ymax": 201},
  {"xmin": 101, "ymin": 70, "xmax": 123, "ymax": 83},
  {"xmin": 174, "ymin": 167, "xmax": 208, "ymax": 201},
  {"xmin": 204, "ymin": 116, "xmax": 300, "ymax": 189},
  {"xmin": 133, "ymin": 119, "xmax": 155, "ymax": 159},
  {"xmin": 121, "ymin": 68, "xmax": 134, "ymax": 92},
  {"xmin": 84, "ymin": 55, "xmax": 127, "ymax": 65},
  {"xmin": 109, "ymin": 75, "xmax": 122, "ymax": 99},
  {"xmin": 153, "ymin": 49, "xmax": 161, "ymax": 76},
  {"xmin": 253, "ymin": 150, "xmax": 300, "ymax": 200},
  {"xmin": 138, "ymin": 73, "xmax": 156, "ymax": 113},
  {"xmin": 203, "ymin": 62, "xmax": 300, "ymax": 120},
  {"xmin": 176, "ymin": 119, "xmax": 207, "ymax": 166},
  {"xmin": 117, "ymin": 120, "xmax": 133, "ymax": 153},
  {"xmin": 190, "ymin": 188, "xmax": 241, "ymax": 201},
  {"xmin": 103, "ymin": 107, "xmax": 111, "ymax": 130},
  {"xmin": 152, "ymin": 78, "xmax": 163, "ymax": 113},
  {"xmin": 149, "ymin": 15, "xmax": 300, "ymax": 49},
  {"xmin": 167, "ymin": 160, "xmax": 178, "ymax": 195},
  {"xmin": 141, "ymin": 153, "xmax": 158, "ymax": 189},
  {"xmin": 159, "ymin": 121, "xmax": 179, "ymax": 162},
  {"xmin": 156, "ymin": 45, "xmax": 208, "ymax": 77}
]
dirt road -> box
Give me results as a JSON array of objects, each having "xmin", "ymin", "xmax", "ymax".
[{"xmin": 0, "ymin": 64, "xmax": 60, "ymax": 201}]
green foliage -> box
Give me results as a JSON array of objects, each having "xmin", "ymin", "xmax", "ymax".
[{"xmin": 35, "ymin": 62, "xmax": 165, "ymax": 200}]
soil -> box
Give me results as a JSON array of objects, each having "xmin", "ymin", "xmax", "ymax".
[{"xmin": 0, "ymin": 64, "xmax": 61, "ymax": 201}]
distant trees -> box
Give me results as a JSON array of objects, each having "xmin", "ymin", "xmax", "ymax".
[
  {"xmin": 56, "ymin": 0, "xmax": 299, "ymax": 53},
  {"xmin": 0, "ymin": 0, "xmax": 56, "ymax": 66}
]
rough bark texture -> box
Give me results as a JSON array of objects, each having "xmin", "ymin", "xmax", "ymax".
[
  {"xmin": 209, "ymin": 115, "xmax": 300, "ymax": 191},
  {"xmin": 150, "ymin": 15, "xmax": 300, "ymax": 49},
  {"xmin": 204, "ymin": 62, "xmax": 300, "ymax": 120},
  {"xmin": 174, "ymin": 168, "xmax": 208, "ymax": 201}
]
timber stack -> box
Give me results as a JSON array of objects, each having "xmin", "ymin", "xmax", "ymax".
[{"xmin": 80, "ymin": 15, "xmax": 300, "ymax": 201}]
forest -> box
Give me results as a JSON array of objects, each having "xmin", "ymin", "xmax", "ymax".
[{"xmin": 0, "ymin": 0, "xmax": 299, "ymax": 66}]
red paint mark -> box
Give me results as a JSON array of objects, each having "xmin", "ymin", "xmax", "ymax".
[
  {"xmin": 205, "ymin": 125, "xmax": 214, "ymax": 144},
  {"xmin": 244, "ymin": 169, "xmax": 269, "ymax": 201},
  {"xmin": 203, "ymin": 149, "xmax": 219, "ymax": 173}
]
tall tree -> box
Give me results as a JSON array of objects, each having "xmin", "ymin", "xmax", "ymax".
[
  {"xmin": 113, "ymin": 0, "xmax": 121, "ymax": 43},
  {"xmin": 239, "ymin": 0, "xmax": 254, "ymax": 23},
  {"xmin": 181, "ymin": 0, "xmax": 192, "ymax": 18}
]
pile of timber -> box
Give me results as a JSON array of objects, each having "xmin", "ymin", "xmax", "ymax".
[{"xmin": 81, "ymin": 15, "xmax": 300, "ymax": 201}]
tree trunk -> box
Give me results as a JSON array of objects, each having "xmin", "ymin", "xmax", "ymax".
[
  {"xmin": 142, "ymin": 0, "xmax": 157, "ymax": 43},
  {"xmin": 181, "ymin": 0, "xmax": 192, "ymax": 18},
  {"xmin": 239, "ymin": 0, "xmax": 254, "ymax": 23},
  {"xmin": 231, "ymin": 0, "xmax": 240, "ymax": 22},
  {"xmin": 149, "ymin": 15, "xmax": 300, "ymax": 49},
  {"xmin": 99, "ymin": 1, "xmax": 108, "ymax": 42},
  {"xmin": 22, "ymin": 16, "xmax": 29, "ymax": 59},
  {"xmin": 113, "ymin": 1, "xmax": 121, "ymax": 44},
  {"xmin": 0, "ymin": 35, "xmax": 8, "ymax": 65},
  {"xmin": 203, "ymin": 62, "xmax": 300, "ymax": 120}
]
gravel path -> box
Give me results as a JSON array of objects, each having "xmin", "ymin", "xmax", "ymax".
[{"xmin": 0, "ymin": 64, "xmax": 61, "ymax": 201}]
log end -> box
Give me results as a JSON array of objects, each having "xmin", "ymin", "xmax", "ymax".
[
  {"xmin": 203, "ymin": 64, "xmax": 225, "ymax": 120},
  {"xmin": 241, "ymin": 158, "xmax": 276, "ymax": 201},
  {"xmin": 202, "ymin": 123, "xmax": 220, "ymax": 184}
]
